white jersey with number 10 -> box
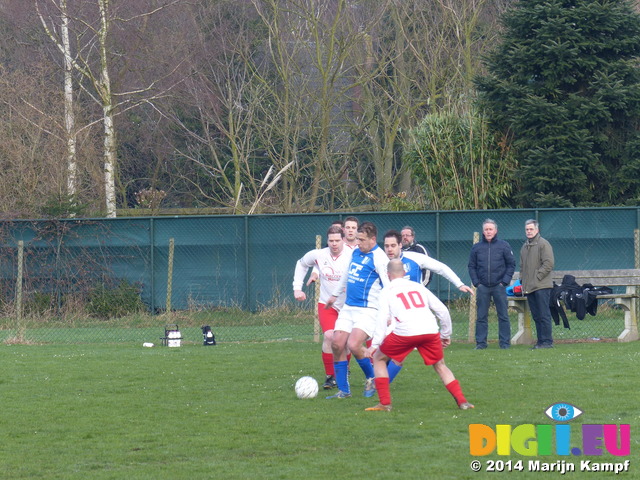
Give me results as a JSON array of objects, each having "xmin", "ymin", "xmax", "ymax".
[{"xmin": 371, "ymin": 277, "xmax": 452, "ymax": 349}]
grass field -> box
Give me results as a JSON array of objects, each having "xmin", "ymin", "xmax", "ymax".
[{"xmin": 0, "ymin": 340, "xmax": 637, "ymax": 479}]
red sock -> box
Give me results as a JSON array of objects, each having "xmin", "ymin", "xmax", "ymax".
[
  {"xmin": 374, "ymin": 377, "xmax": 391, "ymax": 405},
  {"xmin": 445, "ymin": 379, "xmax": 467, "ymax": 406},
  {"xmin": 322, "ymin": 352, "xmax": 334, "ymax": 376}
]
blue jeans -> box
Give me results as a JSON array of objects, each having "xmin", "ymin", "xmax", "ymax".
[
  {"xmin": 526, "ymin": 288, "xmax": 553, "ymax": 346},
  {"xmin": 475, "ymin": 284, "xmax": 511, "ymax": 348}
]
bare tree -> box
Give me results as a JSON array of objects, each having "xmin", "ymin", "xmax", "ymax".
[
  {"xmin": 0, "ymin": 63, "xmax": 102, "ymax": 216},
  {"xmin": 165, "ymin": 0, "xmax": 357, "ymax": 213},
  {"xmin": 346, "ymin": 0, "xmax": 509, "ymax": 207},
  {"xmin": 35, "ymin": 0, "xmax": 183, "ymax": 217},
  {"xmin": 249, "ymin": 0, "xmax": 390, "ymax": 211}
]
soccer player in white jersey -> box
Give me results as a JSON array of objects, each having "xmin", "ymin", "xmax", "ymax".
[
  {"xmin": 364, "ymin": 259, "xmax": 474, "ymax": 411},
  {"xmin": 342, "ymin": 216, "xmax": 359, "ymax": 249},
  {"xmin": 382, "ymin": 230, "xmax": 473, "ymax": 382},
  {"xmin": 308, "ymin": 218, "xmax": 359, "ymax": 285},
  {"xmin": 293, "ymin": 225, "xmax": 351, "ymax": 389},
  {"xmin": 325, "ymin": 221, "xmax": 390, "ymax": 399}
]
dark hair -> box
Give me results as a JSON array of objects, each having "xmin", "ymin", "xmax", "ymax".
[
  {"xmin": 344, "ymin": 216, "xmax": 359, "ymax": 226},
  {"xmin": 384, "ymin": 229, "xmax": 402, "ymax": 244},
  {"xmin": 331, "ymin": 219, "xmax": 344, "ymax": 228},
  {"xmin": 358, "ymin": 221, "xmax": 377, "ymax": 238},
  {"xmin": 327, "ymin": 225, "xmax": 345, "ymax": 237}
]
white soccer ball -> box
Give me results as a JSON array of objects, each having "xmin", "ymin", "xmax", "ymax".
[{"xmin": 295, "ymin": 376, "xmax": 319, "ymax": 399}]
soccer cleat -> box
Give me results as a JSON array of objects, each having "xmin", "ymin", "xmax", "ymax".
[
  {"xmin": 325, "ymin": 390, "xmax": 351, "ymax": 399},
  {"xmin": 365, "ymin": 403, "xmax": 392, "ymax": 412},
  {"xmin": 322, "ymin": 375, "xmax": 337, "ymax": 390},
  {"xmin": 459, "ymin": 402, "xmax": 475, "ymax": 410},
  {"xmin": 363, "ymin": 377, "xmax": 376, "ymax": 398}
]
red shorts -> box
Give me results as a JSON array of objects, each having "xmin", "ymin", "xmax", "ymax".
[
  {"xmin": 318, "ymin": 304, "xmax": 339, "ymax": 333},
  {"xmin": 379, "ymin": 332, "xmax": 443, "ymax": 366}
]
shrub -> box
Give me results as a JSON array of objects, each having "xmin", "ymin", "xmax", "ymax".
[
  {"xmin": 25, "ymin": 291, "xmax": 55, "ymax": 316},
  {"xmin": 87, "ymin": 281, "xmax": 145, "ymax": 319}
]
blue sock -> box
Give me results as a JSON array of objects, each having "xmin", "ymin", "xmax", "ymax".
[
  {"xmin": 334, "ymin": 360, "xmax": 350, "ymax": 393},
  {"xmin": 388, "ymin": 361, "xmax": 403, "ymax": 384},
  {"xmin": 356, "ymin": 357, "xmax": 375, "ymax": 380}
]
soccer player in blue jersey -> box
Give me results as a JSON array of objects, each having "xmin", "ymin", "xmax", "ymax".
[
  {"xmin": 383, "ymin": 230, "xmax": 472, "ymax": 290},
  {"xmin": 382, "ymin": 230, "xmax": 473, "ymax": 382},
  {"xmin": 324, "ymin": 221, "xmax": 390, "ymax": 399}
]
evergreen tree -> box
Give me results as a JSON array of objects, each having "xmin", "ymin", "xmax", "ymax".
[{"xmin": 476, "ymin": 0, "xmax": 640, "ymax": 207}]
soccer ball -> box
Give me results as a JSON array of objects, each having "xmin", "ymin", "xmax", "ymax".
[{"xmin": 295, "ymin": 376, "xmax": 319, "ymax": 399}]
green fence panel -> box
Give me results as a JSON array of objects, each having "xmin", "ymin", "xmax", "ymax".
[
  {"xmin": 0, "ymin": 207, "xmax": 639, "ymax": 344},
  {"xmin": 151, "ymin": 216, "xmax": 247, "ymax": 310}
]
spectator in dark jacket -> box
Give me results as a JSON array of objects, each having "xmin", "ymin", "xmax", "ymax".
[{"xmin": 468, "ymin": 219, "xmax": 516, "ymax": 349}]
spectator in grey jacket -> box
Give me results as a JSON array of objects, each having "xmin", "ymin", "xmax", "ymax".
[
  {"xmin": 520, "ymin": 219, "xmax": 555, "ymax": 349},
  {"xmin": 468, "ymin": 219, "xmax": 515, "ymax": 349}
]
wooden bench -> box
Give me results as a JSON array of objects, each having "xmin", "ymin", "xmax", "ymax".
[{"xmin": 508, "ymin": 269, "xmax": 640, "ymax": 343}]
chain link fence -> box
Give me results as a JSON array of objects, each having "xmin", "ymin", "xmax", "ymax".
[{"xmin": 0, "ymin": 208, "xmax": 638, "ymax": 345}]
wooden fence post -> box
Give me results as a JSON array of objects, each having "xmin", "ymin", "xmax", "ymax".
[
  {"xmin": 16, "ymin": 240, "xmax": 24, "ymax": 338},
  {"xmin": 314, "ymin": 235, "xmax": 321, "ymax": 343},
  {"xmin": 166, "ymin": 238, "xmax": 174, "ymax": 312},
  {"xmin": 468, "ymin": 232, "xmax": 479, "ymax": 342}
]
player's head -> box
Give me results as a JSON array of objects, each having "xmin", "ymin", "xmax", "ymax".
[
  {"xmin": 400, "ymin": 226, "xmax": 416, "ymax": 248},
  {"xmin": 331, "ymin": 219, "xmax": 344, "ymax": 229},
  {"xmin": 326, "ymin": 224, "xmax": 345, "ymax": 255},
  {"xmin": 383, "ymin": 230, "xmax": 402, "ymax": 259},
  {"xmin": 343, "ymin": 216, "xmax": 359, "ymax": 243},
  {"xmin": 327, "ymin": 224, "xmax": 345, "ymax": 238},
  {"xmin": 387, "ymin": 258, "xmax": 405, "ymax": 280},
  {"xmin": 357, "ymin": 221, "xmax": 377, "ymax": 253}
]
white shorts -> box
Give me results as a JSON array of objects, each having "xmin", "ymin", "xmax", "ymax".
[{"xmin": 334, "ymin": 305, "xmax": 377, "ymax": 338}]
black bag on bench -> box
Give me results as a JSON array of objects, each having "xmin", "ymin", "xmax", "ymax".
[{"xmin": 550, "ymin": 275, "xmax": 613, "ymax": 327}]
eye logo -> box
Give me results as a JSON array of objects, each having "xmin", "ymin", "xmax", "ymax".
[{"xmin": 545, "ymin": 402, "xmax": 583, "ymax": 422}]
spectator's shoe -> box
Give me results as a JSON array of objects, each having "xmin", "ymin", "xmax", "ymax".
[
  {"xmin": 365, "ymin": 403, "xmax": 392, "ymax": 412},
  {"xmin": 326, "ymin": 390, "xmax": 351, "ymax": 399},
  {"xmin": 363, "ymin": 377, "xmax": 376, "ymax": 398},
  {"xmin": 474, "ymin": 345, "xmax": 487, "ymax": 350},
  {"xmin": 532, "ymin": 344, "xmax": 553, "ymax": 349},
  {"xmin": 459, "ymin": 402, "xmax": 475, "ymax": 410},
  {"xmin": 322, "ymin": 375, "xmax": 337, "ymax": 390}
]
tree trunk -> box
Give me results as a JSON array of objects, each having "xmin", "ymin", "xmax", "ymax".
[
  {"xmin": 99, "ymin": 0, "xmax": 117, "ymax": 218},
  {"xmin": 61, "ymin": 0, "xmax": 77, "ymax": 209}
]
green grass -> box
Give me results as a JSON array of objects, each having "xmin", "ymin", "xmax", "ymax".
[
  {"xmin": 0, "ymin": 302, "xmax": 629, "ymax": 344},
  {"xmin": 0, "ymin": 341, "xmax": 637, "ymax": 479}
]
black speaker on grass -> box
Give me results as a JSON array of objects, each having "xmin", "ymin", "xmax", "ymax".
[{"xmin": 202, "ymin": 325, "xmax": 216, "ymax": 345}]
